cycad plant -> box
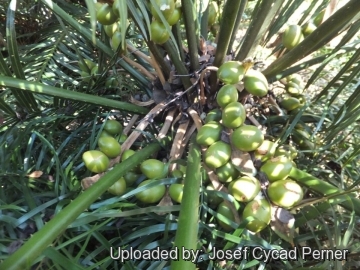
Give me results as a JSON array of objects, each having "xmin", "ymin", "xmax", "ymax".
[{"xmin": 1, "ymin": 0, "xmax": 360, "ymax": 269}]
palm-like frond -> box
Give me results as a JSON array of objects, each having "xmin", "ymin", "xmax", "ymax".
[{"xmin": 1, "ymin": 0, "xmax": 360, "ymax": 269}]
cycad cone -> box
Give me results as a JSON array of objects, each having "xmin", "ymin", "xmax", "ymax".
[
  {"xmin": 150, "ymin": 0, "xmax": 175, "ymax": 21},
  {"xmin": 216, "ymin": 84, "xmax": 238, "ymax": 108},
  {"xmin": 205, "ymin": 109, "xmax": 222, "ymax": 123},
  {"xmin": 217, "ymin": 61, "xmax": 245, "ymax": 85},
  {"xmin": 79, "ymin": 59, "xmax": 96, "ymax": 72},
  {"xmin": 231, "ymin": 125, "xmax": 264, "ymax": 152},
  {"xmin": 96, "ymin": 3, "xmax": 118, "ymax": 25},
  {"xmin": 243, "ymin": 69, "xmax": 269, "ymax": 97},
  {"xmin": 282, "ymin": 25, "xmax": 304, "ymax": 50},
  {"xmin": 302, "ymin": 21, "xmax": 317, "ymax": 37},
  {"xmin": 314, "ymin": 9, "xmax": 325, "ymax": 26},
  {"xmin": 229, "ymin": 175, "xmax": 260, "ymax": 202},
  {"xmin": 216, "ymin": 201, "xmax": 235, "ymax": 231},
  {"xmin": 150, "ymin": 21, "xmax": 170, "ymax": 44},
  {"xmin": 222, "ymin": 102, "xmax": 246, "ymax": 129},
  {"xmin": 104, "ymin": 22, "xmax": 119, "ymax": 38},
  {"xmin": 167, "ymin": 7, "xmax": 181, "ymax": 26},
  {"xmin": 255, "ymin": 140, "xmax": 276, "ymax": 162},
  {"xmin": 242, "ymin": 199, "xmax": 271, "ymax": 233},
  {"xmin": 111, "ymin": 31, "xmax": 127, "ymax": 55},
  {"xmin": 204, "ymin": 141, "xmax": 231, "ymax": 169},
  {"xmin": 267, "ymin": 179, "xmax": 304, "ymax": 208},
  {"xmin": 216, "ymin": 162, "xmax": 239, "ymax": 183},
  {"xmin": 208, "ymin": 2, "xmax": 219, "ymax": 26},
  {"xmin": 260, "ymin": 156, "xmax": 293, "ymax": 182},
  {"xmin": 196, "ymin": 121, "xmax": 223, "ymax": 146},
  {"xmin": 280, "ymin": 96, "xmax": 301, "ymax": 111}
]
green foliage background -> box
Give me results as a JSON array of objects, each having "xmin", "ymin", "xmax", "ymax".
[{"xmin": 0, "ymin": 0, "xmax": 359, "ymax": 269}]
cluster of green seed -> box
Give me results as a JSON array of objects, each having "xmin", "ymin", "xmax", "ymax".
[
  {"xmin": 188, "ymin": 60, "xmax": 306, "ymax": 233},
  {"xmin": 280, "ymin": 73, "xmax": 307, "ymax": 113}
]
